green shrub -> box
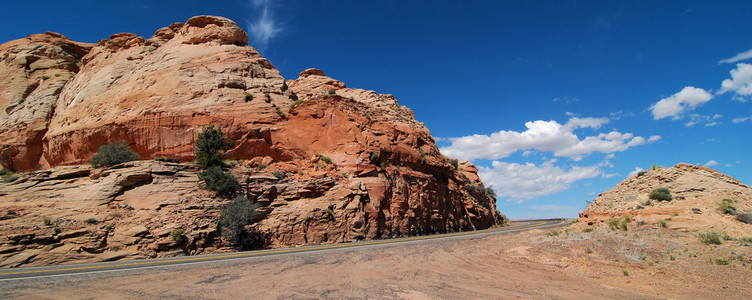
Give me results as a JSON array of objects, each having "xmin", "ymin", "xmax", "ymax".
[
  {"xmin": 740, "ymin": 236, "xmax": 752, "ymax": 246},
  {"xmin": 171, "ymin": 228, "xmax": 185, "ymax": 244},
  {"xmin": 218, "ymin": 196, "xmax": 260, "ymax": 247},
  {"xmin": 718, "ymin": 198, "xmax": 738, "ymax": 215},
  {"xmin": 365, "ymin": 112, "xmax": 371, "ymax": 121},
  {"xmin": 272, "ymin": 170, "xmax": 286, "ymax": 179},
  {"xmin": 715, "ymin": 259, "xmax": 729, "ymax": 265},
  {"xmin": 698, "ymin": 231, "xmax": 723, "ymax": 245},
  {"xmin": 448, "ymin": 158, "xmax": 459, "ymax": 169},
  {"xmin": 380, "ymin": 161, "xmax": 388, "ymax": 170},
  {"xmin": 316, "ymin": 154, "xmax": 332, "ymax": 164},
  {"xmin": 90, "ymin": 141, "xmax": 139, "ymax": 167},
  {"xmin": 273, "ymin": 104, "xmax": 286, "ymax": 118},
  {"xmin": 199, "ymin": 166, "xmax": 240, "ymax": 198},
  {"xmin": 257, "ymin": 163, "xmax": 268, "ymax": 170},
  {"xmin": 42, "ymin": 75, "xmax": 50, "ymax": 80},
  {"xmin": 1, "ymin": 170, "xmax": 19, "ymax": 183},
  {"xmin": 369, "ymin": 151, "xmax": 380, "ymax": 164},
  {"xmin": 546, "ymin": 230, "xmax": 560, "ymax": 236},
  {"xmin": 649, "ymin": 187, "xmax": 672, "ymax": 201},
  {"xmin": 41, "ymin": 216, "xmax": 52, "ymax": 226},
  {"xmin": 84, "ymin": 218, "xmax": 98, "ymax": 225},
  {"xmin": 244, "ymin": 93, "xmax": 253, "ymax": 102},
  {"xmin": 195, "ymin": 125, "xmax": 233, "ymax": 169},
  {"xmin": 155, "ymin": 157, "xmax": 180, "ymax": 163},
  {"xmin": 737, "ymin": 212, "xmax": 752, "ymax": 224},
  {"xmin": 328, "ymin": 89, "xmax": 336, "ymax": 95},
  {"xmin": 109, "ymin": 211, "xmax": 122, "ymax": 218},
  {"xmin": 622, "ymin": 269, "xmax": 629, "ymax": 276},
  {"xmin": 289, "ymin": 99, "xmax": 304, "ymax": 109},
  {"xmin": 465, "ymin": 185, "xmax": 477, "ymax": 193}
]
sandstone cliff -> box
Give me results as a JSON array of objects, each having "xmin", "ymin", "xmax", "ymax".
[{"xmin": 0, "ymin": 16, "xmax": 506, "ymax": 267}]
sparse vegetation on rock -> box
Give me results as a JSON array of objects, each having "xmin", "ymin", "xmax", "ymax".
[
  {"xmin": 218, "ymin": 196, "xmax": 260, "ymax": 248},
  {"xmin": 90, "ymin": 141, "xmax": 139, "ymax": 167},
  {"xmin": 718, "ymin": 198, "xmax": 737, "ymax": 215},
  {"xmin": 171, "ymin": 228, "xmax": 185, "ymax": 244},
  {"xmin": 698, "ymin": 231, "xmax": 724, "ymax": 245}
]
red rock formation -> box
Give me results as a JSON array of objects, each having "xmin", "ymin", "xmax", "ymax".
[{"xmin": 0, "ymin": 16, "xmax": 506, "ymax": 266}]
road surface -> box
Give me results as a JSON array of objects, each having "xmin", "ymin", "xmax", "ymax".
[{"xmin": 0, "ymin": 218, "xmax": 567, "ymax": 282}]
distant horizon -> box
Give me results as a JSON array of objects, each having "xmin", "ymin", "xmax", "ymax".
[{"xmin": 2, "ymin": 0, "xmax": 750, "ymax": 219}]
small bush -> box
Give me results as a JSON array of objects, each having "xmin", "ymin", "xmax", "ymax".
[
  {"xmin": 289, "ymin": 99, "xmax": 304, "ymax": 109},
  {"xmin": 715, "ymin": 259, "xmax": 729, "ymax": 265},
  {"xmin": 718, "ymin": 198, "xmax": 738, "ymax": 215},
  {"xmin": 640, "ymin": 198, "xmax": 652, "ymax": 206},
  {"xmin": 699, "ymin": 231, "xmax": 723, "ymax": 245},
  {"xmin": 41, "ymin": 216, "xmax": 52, "ymax": 226},
  {"xmin": 109, "ymin": 211, "xmax": 122, "ymax": 218},
  {"xmin": 90, "ymin": 141, "xmax": 139, "ymax": 167},
  {"xmin": 199, "ymin": 166, "xmax": 240, "ymax": 198},
  {"xmin": 257, "ymin": 163, "xmax": 268, "ymax": 170},
  {"xmin": 657, "ymin": 219, "xmax": 669, "ymax": 228},
  {"xmin": 244, "ymin": 93, "xmax": 253, "ymax": 102},
  {"xmin": 273, "ymin": 104, "xmax": 286, "ymax": 119},
  {"xmin": 649, "ymin": 187, "xmax": 672, "ymax": 201},
  {"xmin": 607, "ymin": 216, "xmax": 629, "ymax": 231},
  {"xmin": 365, "ymin": 112, "xmax": 371, "ymax": 121},
  {"xmin": 740, "ymin": 236, "xmax": 752, "ymax": 246},
  {"xmin": 546, "ymin": 230, "xmax": 560, "ymax": 236},
  {"xmin": 328, "ymin": 89, "xmax": 336, "ymax": 95},
  {"xmin": 1, "ymin": 171, "xmax": 19, "ymax": 183},
  {"xmin": 316, "ymin": 154, "xmax": 332, "ymax": 164},
  {"xmin": 84, "ymin": 218, "xmax": 98, "ymax": 225},
  {"xmin": 171, "ymin": 228, "xmax": 185, "ymax": 244},
  {"xmin": 448, "ymin": 158, "xmax": 459, "ymax": 169},
  {"xmin": 155, "ymin": 157, "xmax": 180, "ymax": 163},
  {"xmin": 380, "ymin": 161, "xmax": 388, "ymax": 170},
  {"xmin": 622, "ymin": 269, "xmax": 629, "ymax": 276},
  {"xmin": 369, "ymin": 151, "xmax": 380, "ymax": 164},
  {"xmin": 736, "ymin": 212, "xmax": 752, "ymax": 224},
  {"xmin": 272, "ymin": 170, "xmax": 286, "ymax": 179},
  {"xmin": 42, "ymin": 75, "xmax": 50, "ymax": 80},
  {"xmin": 218, "ymin": 196, "xmax": 260, "ymax": 247}
]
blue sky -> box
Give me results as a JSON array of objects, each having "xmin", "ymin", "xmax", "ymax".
[{"xmin": 3, "ymin": 1, "xmax": 751, "ymax": 219}]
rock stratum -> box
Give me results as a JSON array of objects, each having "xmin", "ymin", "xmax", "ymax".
[{"xmin": 0, "ymin": 16, "xmax": 506, "ymax": 267}]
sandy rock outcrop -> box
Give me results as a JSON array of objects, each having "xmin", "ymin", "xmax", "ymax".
[{"xmin": 579, "ymin": 163, "xmax": 752, "ymax": 235}]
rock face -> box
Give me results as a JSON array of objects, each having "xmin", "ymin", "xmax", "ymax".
[
  {"xmin": 579, "ymin": 163, "xmax": 751, "ymax": 235},
  {"xmin": 0, "ymin": 32, "xmax": 93, "ymax": 171},
  {"xmin": 0, "ymin": 16, "xmax": 507, "ymax": 267}
]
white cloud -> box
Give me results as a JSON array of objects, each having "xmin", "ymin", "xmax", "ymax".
[
  {"xmin": 719, "ymin": 49, "xmax": 752, "ymax": 64},
  {"xmin": 440, "ymin": 117, "xmax": 657, "ymax": 161},
  {"xmin": 247, "ymin": 0, "xmax": 282, "ymax": 50},
  {"xmin": 650, "ymin": 86, "xmax": 713, "ymax": 120},
  {"xmin": 719, "ymin": 63, "xmax": 752, "ymax": 100},
  {"xmin": 604, "ymin": 153, "xmax": 615, "ymax": 159},
  {"xmin": 703, "ymin": 160, "xmax": 719, "ymax": 167},
  {"xmin": 648, "ymin": 135, "xmax": 662, "ymax": 142},
  {"xmin": 478, "ymin": 160, "xmax": 600, "ymax": 200},
  {"xmin": 627, "ymin": 167, "xmax": 645, "ymax": 177},
  {"xmin": 602, "ymin": 173, "xmax": 618, "ymax": 178},
  {"xmin": 528, "ymin": 205, "xmax": 575, "ymax": 211},
  {"xmin": 732, "ymin": 116, "xmax": 751, "ymax": 123}
]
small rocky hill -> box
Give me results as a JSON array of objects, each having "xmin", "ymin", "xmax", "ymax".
[
  {"xmin": 579, "ymin": 163, "xmax": 752, "ymax": 236},
  {"xmin": 0, "ymin": 16, "xmax": 506, "ymax": 267}
]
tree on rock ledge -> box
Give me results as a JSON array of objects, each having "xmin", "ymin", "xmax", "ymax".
[{"xmin": 195, "ymin": 125, "xmax": 233, "ymax": 169}]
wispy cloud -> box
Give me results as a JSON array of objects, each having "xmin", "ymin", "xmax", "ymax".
[
  {"xmin": 732, "ymin": 116, "xmax": 751, "ymax": 123},
  {"xmin": 440, "ymin": 116, "xmax": 658, "ymax": 161},
  {"xmin": 247, "ymin": 0, "xmax": 282, "ymax": 50},
  {"xmin": 703, "ymin": 160, "xmax": 719, "ymax": 167},
  {"xmin": 650, "ymin": 86, "xmax": 713, "ymax": 120},
  {"xmin": 719, "ymin": 48, "xmax": 752, "ymax": 64}
]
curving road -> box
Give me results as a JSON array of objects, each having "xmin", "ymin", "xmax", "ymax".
[{"xmin": 0, "ymin": 218, "xmax": 567, "ymax": 282}]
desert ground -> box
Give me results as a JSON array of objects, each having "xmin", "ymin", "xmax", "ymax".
[{"xmin": 2, "ymin": 219, "xmax": 750, "ymax": 299}]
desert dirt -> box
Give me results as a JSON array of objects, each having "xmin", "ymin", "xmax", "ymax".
[{"xmin": 2, "ymin": 220, "xmax": 750, "ymax": 299}]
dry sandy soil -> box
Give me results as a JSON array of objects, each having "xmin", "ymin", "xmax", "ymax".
[{"xmin": 2, "ymin": 220, "xmax": 750, "ymax": 299}]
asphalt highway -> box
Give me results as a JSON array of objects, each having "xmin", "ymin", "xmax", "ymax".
[{"xmin": 0, "ymin": 218, "xmax": 568, "ymax": 282}]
